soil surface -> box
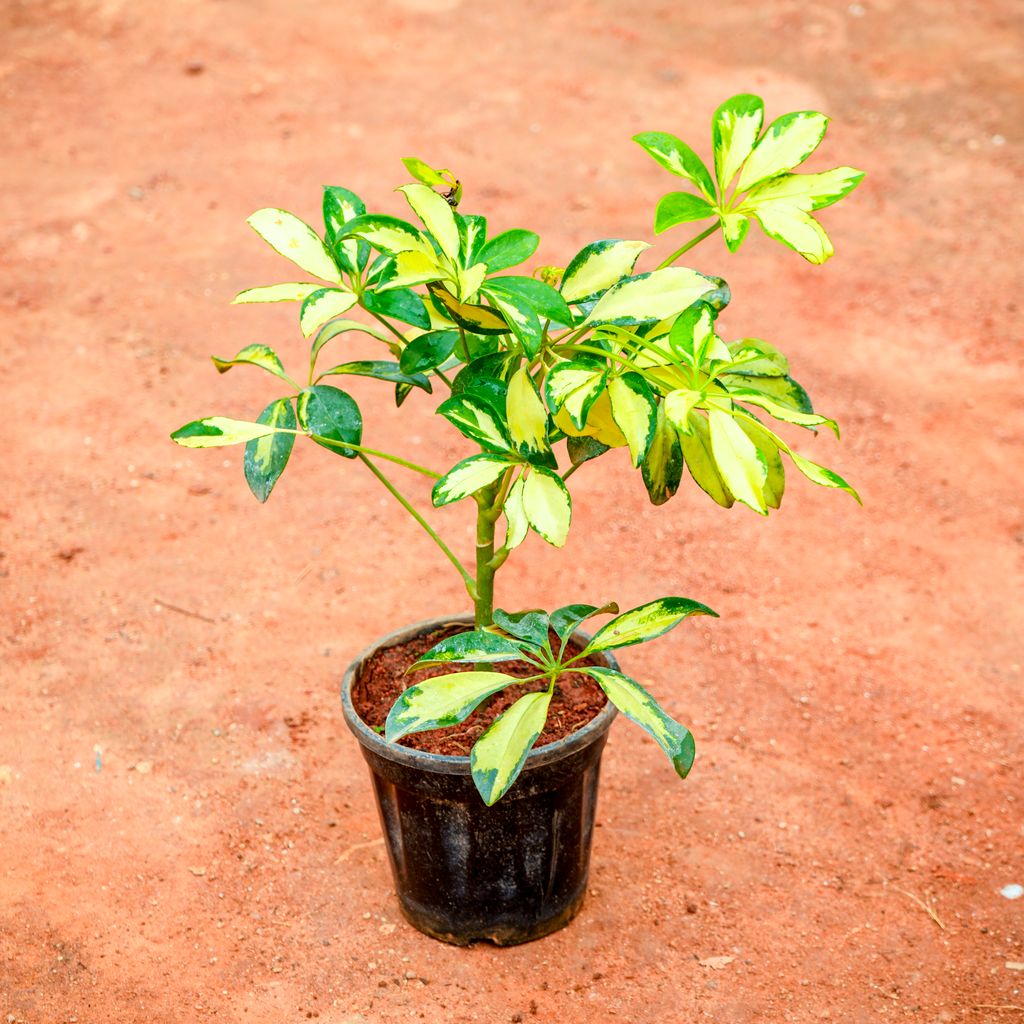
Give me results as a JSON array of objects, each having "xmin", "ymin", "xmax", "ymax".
[
  {"xmin": 3, "ymin": 1, "xmax": 1023, "ymax": 1022},
  {"xmin": 352, "ymin": 625, "xmax": 607, "ymax": 756}
]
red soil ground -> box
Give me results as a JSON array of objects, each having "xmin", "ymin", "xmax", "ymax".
[{"xmin": 2, "ymin": 1, "xmax": 1022, "ymax": 1021}]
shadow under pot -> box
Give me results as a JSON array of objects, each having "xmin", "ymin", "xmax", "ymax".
[{"xmin": 340, "ymin": 615, "xmax": 619, "ymax": 947}]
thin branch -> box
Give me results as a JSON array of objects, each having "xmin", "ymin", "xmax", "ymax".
[{"xmin": 656, "ymin": 222, "xmax": 720, "ymax": 270}]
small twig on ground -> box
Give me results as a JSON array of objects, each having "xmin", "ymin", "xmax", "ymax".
[
  {"xmin": 869, "ymin": 983, "xmax": 899, "ymax": 1002},
  {"xmin": 153, "ymin": 597, "xmax": 216, "ymax": 624},
  {"xmin": 890, "ymin": 885, "xmax": 946, "ymax": 930},
  {"xmin": 971, "ymin": 1007, "xmax": 1024, "ymax": 1014},
  {"xmin": 334, "ymin": 837, "xmax": 385, "ymax": 865}
]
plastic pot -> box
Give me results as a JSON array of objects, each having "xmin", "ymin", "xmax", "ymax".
[{"xmin": 340, "ymin": 615, "xmax": 619, "ymax": 946}]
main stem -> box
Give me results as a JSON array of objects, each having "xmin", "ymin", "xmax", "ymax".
[
  {"xmin": 656, "ymin": 222, "xmax": 721, "ymax": 270},
  {"xmin": 473, "ymin": 482, "xmax": 500, "ymax": 628}
]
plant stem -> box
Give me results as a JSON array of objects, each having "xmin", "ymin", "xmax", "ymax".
[
  {"xmin": 473, "ymin": 482, "xmax": 501, "ymax": 628},
  {"xmin": 357, "ymin": 453, "xmax": 475, "ymax": 599},
  {"xmin": 561, "ymin": 462, "xmax": 581, "ymax": 482},
  {"xmin": 656, "ymin": 223, "xmax": 721, "ymax": 270},
  {"xmin": 304, "ymin": 436, "xmax": 441, "ymax": 478},
  {"xmin": 457, "ymin": 325, "xmax": 471, "ymax": 363}
]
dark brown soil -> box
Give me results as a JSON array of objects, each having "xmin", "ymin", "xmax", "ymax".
[{"xmin": 352, "ymin": 624, "xmax": 608, "ymax": 756}]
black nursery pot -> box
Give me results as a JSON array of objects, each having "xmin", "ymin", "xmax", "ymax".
[{"xmin": 340, "ymin": 616, "xmax": 619, "ymax": 947}]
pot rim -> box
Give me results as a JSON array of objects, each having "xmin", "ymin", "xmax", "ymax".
[{"xmin": 340, "ymin": 614, "xmax": 619, "ymax": 777}]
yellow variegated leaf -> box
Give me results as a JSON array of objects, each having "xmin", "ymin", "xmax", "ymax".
[
  {"xmin": 299, "ymin": 288, "xmax": 359, "ymax": 337},
  {"xmin": 397, "ymin": 183, "xmax": 461, "ymax": 261},
  {"xmin": 736, "ymin": 416, "xmax": 785, "ymax": 509},
  {"xmin": 457, "ymin": 261, "xmax": 487, "ymax": 302},
  {"xmin": 560, "ymin": 240, "xmax": 651, "ymax": 304},
  {"xmin": 787, "ymin": 450, "xmax": 861, "ymax": 503},
  {"xmin": 744, "ymin": 166, "xmax": 865, "ymax": 211},
  {"xmin": 522, "ymin": 468, "xmax": 572, "ymax": 547},
  {"xmin": 554, "ymin": 390, "xmax": 627, "ymax": 448},
  {"xmin": 720, "ymin": 212, "xmax": 750, "ymax": 253},
  {"xmin": 171, "ymin": 417, "xmax": 282, "ymax": 448},
  {"xmin": 246, "ymin": 208, "xmax": 342, "ymax": 283},
  {"xmin": 471, "ymin": 691, "xmax": 551, "ymax": 805},
  {"xmin": 385, "ymin": 671, "xmax": 517, "ymax": 743},
  {"xmin": 607, "ymin": 374, "xmax": 656, "ymax": 467},
  {"xmin": 679, "ymin": 412, "xmax": 734, "ymax": 507},
  {"xmin": 376, "ymin": 249, "xmax": 445, "ymax": 292},
  {"xmin": 432, "ymin": 455, "xmax": 516, "ymax": 507},
  {"xmin": 664, "ymin": 389, "xmax": 703, "ymax": 434},
  {"xmin": 712, "ymin": 94, "xmax": 765, "ymax": 191},
  {"xmin": 232, "ymin": 283, "xmax": 321, "ymax": 304},
  {"xmin": 749, "ymin": 202, "xmax": 834, "ymax": 265},
  {"xmin": 506, "ymin": 367, "xmax": 549, "ymax": 455},
  {"xmin": 211, "ymin": 344, "xmax": 293, "ymax": 384},
  {"xmin": 503, "ymin": 476, "xmax": 530, "ymax": 551},
  {"xmin": 427, "ymin": 282, "xmax": 509, "ymax": 335},
  {"xmin": 735, "ymin": 111, "xmax": 830, "ymax": 193},
  {"xmin": 707, "ymin": 407, "xmax": 767, "ymax": 513},
  {"xmin": 584, "ymin": 268, "xmax": 718, "ymax": 326}
]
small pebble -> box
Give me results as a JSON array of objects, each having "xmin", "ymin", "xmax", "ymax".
[{"xmin": 1000, "ymin": 884, "xmax": 1023, "ymax": 900}]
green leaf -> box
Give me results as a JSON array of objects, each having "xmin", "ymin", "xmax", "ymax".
[
  {"xmin": 432, "ymin": 454, "xmax": 516, "ymax": 506},
  {"xmin": 545, "ymin": 359, "xmax": 607, "ymax": 430},
  {"xmin": 584, "ymin": 268, "xmax": 720, "ymax": 327},
  {"xmin": 362, "ymin": 287, "xmax": 430, "ymax": 330},
  {"xmin": 522, "ymin": 468, "xmax": 572, "ymax": 547},
  {"xmin": 397, "ymin": 183, "xmax": 461, "ymax": 261},
  {"xmin": 297, "ymin": 384, "xmax": 362, "ymax": 458},
  {"xmin": 711, "ymin": 94, "xmax": 765, "ymax": 192},
  {"xmin": 641, "ymin": 404, "xmax": 683, "ymax": 506},
  {"xmin": 232, "ymin": 283, "xmax": 321, "ymax": 304},
  {"xmin": 720, "ymin": 212, "xmax": 750, "ymax": 253},
  {"xmin": 560, "ymin": 239, "xmax": 651, "ymax": 304},
  {"xmin": 484, "ymin": 276, "xmax": 574, "ymax": 327},
  {"xmin": 668, "ymin": 301, "xmax": 728, "ymax": 369},
  {"xmin": 749, "ymin": 202, "xmax": 834, "ymax": 264},
  {"xmin": 506, "ymin": 366, "xmax": 549, "ymax": 456},
  {"xmin": 399, "ymin": 330, "xmax": 459, "ymax": 374},
  {"xmin": 587, "ymin": 596, "xmax": 716, "ymax": 653},
  {"xmin": 549, "ymin": 602, "xmax": 619, "ymax": 645},
  {"xmin": 341, "ymin": 213, "xmax": 433, "ymax": 257},
  {"xmin": 385, "ymin": 671, "xmax": 518, "ymax": 743},
  {"xmin": 451, "ymin": 353, "xmax": 512, "ymax": 405},
  {"xmin": 244, "ymin": 398, "xmax": 296, "ymax": 503},
  {"xmin": 471, "ymin": 691, "xmax": 551, "ymax": 805},
  {"xmin": 246, "ymin": 208, "xmax": 342, "ymax": 283},
  {"xmin": 493, "ymin": 609, "xmax": 549, "ymax": 648},
  {"xmin": 436, "ymin": 393, "xmax": 512, "ymax": 452},
  {"xmin": 479, "ymin": 283, "xmax": 541, "ymax": 356},
  {"xmin": 678, "ymin": 412, "xmax": 734, "ymax": 508},
  {"xmin": 787, "ymin": 449, "xmax": 861, "ymax": 503},
  {"xmin": 426, "ymin": 282, "xmax": 510, "ymax": 335},
  {"xmin": 478, "ymin": 229, "xmax": 540, "ymax": 273},
  {"xmin": 402, "ymin": 157, "xmax": 453, "ymax": 189},
  {"xmin": 654, "ymin": 192, "xmax": 716, "ymax": 234},
  {"xmin": 299, "ymin": 287, "xmax": 359, "ymax": 337},
  {"xmin": 735, "ymin": 111, "xmax": 830, "ymax": 193},
  {"xmin": 707, "ymin": 406, "xmax": 767, "ymax": 513},
  {"xmin": 567, "ymin": 434, "xmax": 610, "ymax": 466},
  {"xmin": 580, "ymin": 666, "xmax": 696, "ymax": 778},
  {"xmin": 171, "ymin": 417, "xmax": 281, "ymax": 448},
  {"xmin": 310, "ymin": 319, "xmax": 394, "ymax": 378},
  {"xmin": 211, "ymin": 344, "xmax": 292, "ymax": 384},
  {"xmin": 318, "ymin": 360, "xmax": 431, "ymax": 392},
  {"xmin": 411, "ymin": 630, "xmax": 531, "ymax": 670},
  {"xmin": 722, "ymin": 337, "xmax": 790, "ymax": 377},
  {"xmin": 744, "ymin": 166, "xmax": 865, "ymax": 211},
  {"xmin": 724, "ymin": 387, "xmax": 836, "ymax": 434},
  {"xmin": 607, "ymin": 373, "xmax": 656, "ymax": 467},
  {"xmin": 632, "ymin": 131, "xmax": 716, "ymax": 200},
  {"xmin": 736, "ymin": 415, "xmax": 785, "ymax": 510},
  {"xmin": 322, "ymin": 185, "xmax": 367, "ymax": 273},
  {"xmin": 503, "ymin": 476, "xmax": 530, "ymax": 551}
]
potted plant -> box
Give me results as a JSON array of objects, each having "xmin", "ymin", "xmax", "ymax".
[{"xmin": 171, "ymin": 93, "xmax": 863, "ymax": 945}]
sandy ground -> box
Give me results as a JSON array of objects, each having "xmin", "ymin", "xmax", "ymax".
[{"xmin": 2, "ymin": 0, "xmax": 1023, "ymax": 1021}]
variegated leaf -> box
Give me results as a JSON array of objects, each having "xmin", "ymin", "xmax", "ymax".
[
  {"xmin": 457, "ymin": 262, "xmax": 487, "ymax": 302},
  {"xmin": 707, "ymin": 406, "xmax": 767, "ymax": 513},
  {"xmin": 322, "ymin": 185, "xmax": 367, "ymax": 273},
  {"xmin": 211, "ymin": 344, "xmax": 293, "ymax": 384},
  {"xmin": 244, "ymin": 398, "xmax": 296, "ymax": 503},
  {"xmin": 549, "ymin": 602, "xmax": 619, "ymax": 645},
  {"xmin": 432, "ymin": 454, "xmax": 517, "ymax": 507},
  {"xmin": 375, "ymin": 250, "xmax": 445, "ymax": 292},
  {"xmin": 735, "ymin": 111, "xmax": 830, "ymax": 193},
  {"xmin": 736, "ymin": 416, "xmax": 785, "ymax": 509},
  {"xmin": 632, "ymin": 132, "xmax": 716, "ymax": 200},
  {"xmin": 607, "ymin": 373, "xmax": 656, "ymax": 467},
  {"xmin": 679, "ymin": 412, "xmax": 734, "ymax": 508},
  {"xmin": 310, "ymin": 319, "xmax": 394, "ymax": 377},
  {"xmin": 711, "ymin": 94, "xmax": 765, "ymax": 191},
  {"xmin": 544, "ymin": 360, "xmax": 606, "ymax": 429},
  {"xmin": 641, "ymin": 404, "xmax": 683, "ymax": 506},
  {"xmin": 522, "ymin": 468, "xmax": 572, "ymax": 547},
  {"xmin": 654, "ymin": 192, "xmax": 716, "ymax": 234},
  {"xmin": 580, "ymin": 666, "xmax": 696, "ymax": 778},
  {"xmin": 232, "ymin": 283, "xmax": 321, "ymax": 304},
  {"xmin": 560, "ymin": 239, "xmax": 651, "ymax": 304},
  {"xmin": 584, "ymin": 268, "xmax": 719, "ymax": 327},
  {"xmin": 726, "ymin": 387, "xmax": 838, "ymax": 435},
  {"xmin": 720, "ymin": 211, "xmax": 750, "ymax": 253},
  {"xmin": 341, "ymin": 214, "xmax": 434, "ymax": 258},
  {"xmin": 246, "ymin": 208, "xmax": 342, "ymax": 283},
  {"xmin": 503, "ymin": 476, "xmax": 530, "ymax": 551},
  {"xmin": 299, "ymin": 288, "xmax": 359, "ymax": 337},
  {"xmin": 750, "ymin": 202, "xmax": 834, "ymax": 264},
  {"xmin": 427, "ymin": 282, "xmax": 510, "ymax": 335},
  {"xmin": 297, "ymin": 384, "xmax": 362, "ymax": 458},
  {"xmin": 787, "ymin": 450, "xmax": 860, "ymax": 502},
  {"xmin": 486, "ymin": 276, "xmax": 574, "ymax": 327},
  {"xmin": 436, "ymin": 393, "xmax": 512, "ymax": 451},
  {"xmin": 506, "ymin": 366, "xmax": 549, "ymax": 456},
  {"xmin": 171, "ymin": 417, "xmax": 281, "ymax": 448},
  {"xmin": 411, "ymin": 630, "xmax": 531, "ymax": 670},
  {"xmin": 585, "ymin": 597, "xmax": 716, "ymax": 653},
  {"xmin": 668, "ymin": 302, "xmax": 724, "ymax": 369},
  {"xmin": 397, "ymin": 183, "xmax": 461, "ymax": 260},
  {"xmin": 385, "ymin": 671, "xmax": 518, "ymax": 743},
  {"xmin": 723, "ymin": 337, "xmax": 790, "ymax": 377},
  {"xmin": 471, "ymin": 691, "xmax": 551, "ymax": 805},
  {"xmin": 664, "ymin": 389, "xmax": 704, "ymax": 434},
  {"xmin": 317, "ymin": 360, "xmax": 431, "ymax": 392},
  {"xmin": 459, "ymin": 214, "xmax": 488, "ymax": 266},
  {"xmin": 744, "ymin": 166, "xmax": 865, "ymax": 211}
]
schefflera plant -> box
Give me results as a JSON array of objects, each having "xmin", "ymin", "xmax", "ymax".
[{"xmin": 171, "ymin": 93, "xmax": 863, "ymax": 804}]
